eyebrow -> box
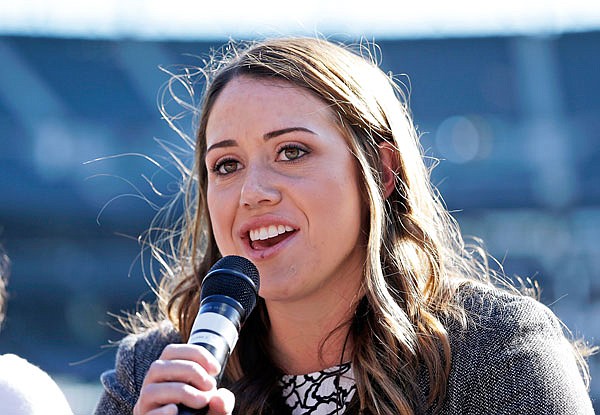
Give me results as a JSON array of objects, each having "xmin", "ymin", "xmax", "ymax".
[
  {"xmin": 263, "ymin": 127, "xmax": 316, "ymax": 140},
  {"xmin": 206, "ymin": 139, "xmax": 237, "ymax": 154},
  {"xmin": 206, "ymin": 127, "xmax": 316, "ymax": 154}
]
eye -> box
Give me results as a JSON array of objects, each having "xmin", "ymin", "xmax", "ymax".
[
  {"xmin": 277, "ymin": 144, "xmax": 309, "ymax": 161},
  {"xmin": 213, "ymin": 158, "xmax": 241, "ymax": 175}
]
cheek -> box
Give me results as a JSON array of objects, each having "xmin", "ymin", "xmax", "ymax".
[
  {"xmin": 207, "ymin": 187, "xmax": 234, "ymax": 249},
  {"xmin": 206, "ymin": 188, "xmax": 218, "ymax": 227},
  {"xmin": 341, "ymin": 168, "xmax": 368, "ymax": 240},
  {"xmin": 315, "ymin": 173, "xmax": 364, "ymax": 239}
]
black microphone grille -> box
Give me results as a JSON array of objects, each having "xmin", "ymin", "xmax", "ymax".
[{"xmin": 201, "ymin": 255, "xmax": 260, "ymax": 318}]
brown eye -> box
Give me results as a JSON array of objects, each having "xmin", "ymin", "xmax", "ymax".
[
  {"xmin": 278, "ymin": 145, "xmax": 308, "ymax": 161},
  {"xmin": 215, "ymin": 159, "xmax": 240, "ymax": 175},
  {"xmin": 283, "ymin": 147, "xmax": 301, "ymax": 160}
]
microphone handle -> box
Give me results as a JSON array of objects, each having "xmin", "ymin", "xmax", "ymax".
[{"xmin": 176, "ymin": 341, "xmax": 228, "ymax": 415}]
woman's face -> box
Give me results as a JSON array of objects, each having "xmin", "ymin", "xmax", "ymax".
[{"xmin": 205, "ymin": 76, "xmax": 366, "ymax": 305}]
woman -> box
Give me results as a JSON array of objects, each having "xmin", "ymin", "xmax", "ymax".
[{"xmin": 95, "ymin": 37, "xmax": 595, "ymax": 415}]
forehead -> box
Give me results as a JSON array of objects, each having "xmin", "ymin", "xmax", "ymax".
[
  {"xmin": 205, "ymin": 76, "xmax": 336, "ymax": 134},
  {"xmin": 214, "ymin": 75, "xmax": 312, "ymax": 103}
]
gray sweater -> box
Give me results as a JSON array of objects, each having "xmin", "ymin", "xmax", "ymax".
[{"xmin": 94, "ymin": 285, "xmax": 595, "ymax": 414}]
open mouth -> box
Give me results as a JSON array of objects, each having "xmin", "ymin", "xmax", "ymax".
[{"xmin": 249, "ymin": 225, "xmax": 296, "ymax": 250}]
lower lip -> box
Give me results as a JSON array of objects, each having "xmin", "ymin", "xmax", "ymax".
[{"xmin": 244, "ymin": 231, "xmax": 297, "ymax": 261}]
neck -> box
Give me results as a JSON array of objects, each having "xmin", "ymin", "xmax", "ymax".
[{"xmin": 266, "ymin": 292, "xmax": 360, "ymax": 375}]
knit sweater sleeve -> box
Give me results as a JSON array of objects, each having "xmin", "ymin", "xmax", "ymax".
[
  {"xmin": 446, "ymin": 286, "xmax": 594, "ymax": 414},
  {"xmin": 93, "ymin": 321, "xmax": 182, "ymax": 415}
]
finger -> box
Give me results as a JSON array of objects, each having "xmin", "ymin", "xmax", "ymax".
[
  {"xmin": 143, "ymin": 359, "xmax": 217, "ymax": 392},
  {"xmin": 207, "ymin": 388, "xmax": 235, "ymax": 415},
  {"xmin": 133, "ymin": 390, "xmax": 181, "ymax": 415},
  {"xmin": 159, "ymin": 344, "xmax": 221, "ymax": 376},
  {"xmin": 141, "ymin": 382, "xmax": 214, "ymax": 410},
  {"xmin": 145, "ymin": 403, "xmax": 179, "ymax": 415}
]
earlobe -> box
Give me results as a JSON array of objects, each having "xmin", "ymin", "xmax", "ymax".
[{"xmin": 378, "ymin": 142, "xmax": 398, "ymax": 199}]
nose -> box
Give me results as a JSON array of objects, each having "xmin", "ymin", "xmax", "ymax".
[{"xmin": 240, "ymin": 165, "xmax": 282, "ymax": 208}]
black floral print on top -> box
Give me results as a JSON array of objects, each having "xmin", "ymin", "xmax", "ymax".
[{"xmin": 279, "ymin": 363, "xmax": 356, "ymax": 415}]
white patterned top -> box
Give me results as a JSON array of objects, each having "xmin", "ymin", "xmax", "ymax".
[{"xmin": 279, "ymin": 363, "xmax": 356, "ymax": 415}]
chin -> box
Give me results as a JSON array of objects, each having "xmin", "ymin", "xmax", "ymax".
[{"xmin": 258, "ymin": 281, "xmax": 302, "ymax": 304}]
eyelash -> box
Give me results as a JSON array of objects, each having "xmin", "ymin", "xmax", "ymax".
[
  {"xmin": 276, "ymin": 143, "xmax": 310, "ymax": 161},
  {"xmin": 212, "ymin": 157, "xmax": 240, "ymax": 176},
  {"xmin": 211, "ymin": 143, "xmax": 310, "ymax": 176}
]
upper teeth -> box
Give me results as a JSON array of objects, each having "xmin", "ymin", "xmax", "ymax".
[{"xmin": 249, "ymin": 225, "xmax": 294, "ymax": 241}]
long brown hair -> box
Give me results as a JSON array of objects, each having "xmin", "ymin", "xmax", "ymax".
[{"xmin": 135, "ymin": 37, "xmax": 592, "ymax": 414}]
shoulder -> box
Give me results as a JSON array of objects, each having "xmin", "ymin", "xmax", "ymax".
[
  {"xmin": 453, "ymin": 282, "xmax": 562, "ymax": 342},
  {"xmin": 447, "ymin": 282, "xmax": 568, "ymax": 375},
  {"xmin": 0, "ymin": 354, "xmax": 73, "ymax": 414},
  {"xmin": 113, "ymin": 320, "xmax": 182, "ymax": 377},
  {"xmin": 95, "ymin": 320, "xmax": 182, "ymax": 414},
  {"xmin": 441, "ymin": 283, "xmax": 594, "ymax": 414}
]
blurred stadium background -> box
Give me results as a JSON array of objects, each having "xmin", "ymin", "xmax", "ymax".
[{"xmin": 0, "ymin": 2, "xmax": 599, "ymax": 413}]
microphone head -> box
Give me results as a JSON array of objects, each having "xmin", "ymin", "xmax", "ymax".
[{"xmin": 201, "ymin": 255, "xmax": 260, "ymax": 320}]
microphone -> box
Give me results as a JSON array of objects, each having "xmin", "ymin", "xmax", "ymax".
[{"xmin": 178, "ymin": 255, "xmax": 260, "ymax": 415}]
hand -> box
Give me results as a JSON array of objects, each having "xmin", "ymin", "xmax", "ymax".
[{"xmin": 133, "ymin": 344, "xmax": 235, "ymax": 415}]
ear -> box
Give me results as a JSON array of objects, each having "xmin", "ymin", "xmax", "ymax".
[{"xmin": 378, "ymin": 142, "xmax": 398, "ymax": 199}]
